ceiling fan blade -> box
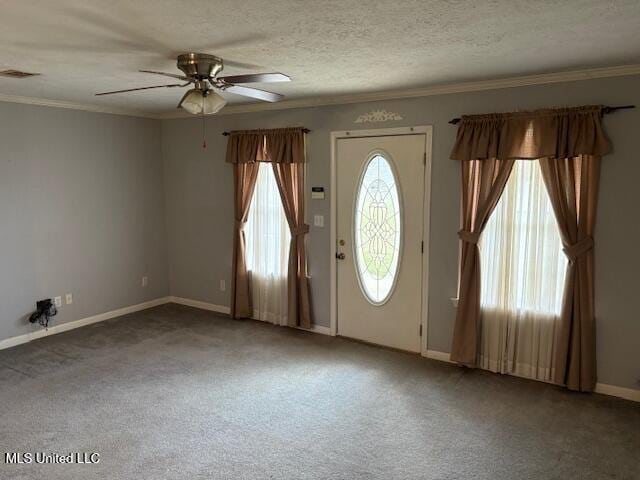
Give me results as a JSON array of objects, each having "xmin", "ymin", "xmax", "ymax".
[
  {"xmin": 217, "ymin": 73, "xmax": 291, "ymax": 84},
  {"xmin": 95, "ymin": 83, "xmax": 188, "ymax": 96},
  {"xmin": 223, "ymin": 85, "xmax": 284, "ymax": 102},
  {"xmin": 139, "ymin": 70, "xmax": 192, "ymax": 82}
]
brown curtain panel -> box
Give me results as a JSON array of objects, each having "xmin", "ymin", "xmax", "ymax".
[
  {"xmin": 271, "ymin": 162, "xmax": 312, "ymax": 328},
  {"xmin": 227, "ymin": 133, "xmax": 264, "ymax": 318},
  {"xmin": 265, "ymin": 128, "xmax": 311, "ymax": 328},
  {"xmin": 450, "ymin": 106, "xmax": 610, "ymax": 391},
  {"xmin": 539, "ymin": 155, "xmax": 600, "ymax": 391},
  {"xmin": 226, "ymin": 127, "xmax": 311, "ymax": 327},
  {"xmin": 450, "ymin": 156, "xmax": 515, "ymax": 366}
]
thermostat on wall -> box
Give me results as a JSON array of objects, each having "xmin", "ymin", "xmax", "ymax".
[{"xmin": 311, "ymin": 187, "xmax": 325, "ymax": 200}]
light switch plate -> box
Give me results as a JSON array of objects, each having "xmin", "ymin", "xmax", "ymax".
[
  {"xmin": 314, "ymin": 215, "xmax": 324, "ymax": 227},
  {"xmin": 54, "ymin": 296, "xmax": 62, "ymax": 308}
]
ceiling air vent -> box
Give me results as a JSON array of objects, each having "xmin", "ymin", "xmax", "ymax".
[{"xmin": 0, "ymin": 69, "xmax": 40, "ymax": 78}]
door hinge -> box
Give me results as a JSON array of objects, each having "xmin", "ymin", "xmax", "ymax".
[
  {"xmin": 423, "ymin": 152, "xmax": 427, "ymax": 165},
  {"xmin": 421, "ymin": 241, "xmax": 424, "ymax": 253},
  {"xmin": 419, "ymin": 324, "xmax": 423, "ymax": 336}
]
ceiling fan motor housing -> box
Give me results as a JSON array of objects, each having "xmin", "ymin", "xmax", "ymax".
[{"xmin": 177, "ymin": 53, "xmax": 223, "ymax": 79}]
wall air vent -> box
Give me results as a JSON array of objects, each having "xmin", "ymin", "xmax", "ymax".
[{"xmin": 0, "ymin": 69, "xmax": 40, "ymax": 78}]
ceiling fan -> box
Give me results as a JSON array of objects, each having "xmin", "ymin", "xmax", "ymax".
[{"xmin": 95, "ymin": 53, "xmax": 290, "ymax": 115}]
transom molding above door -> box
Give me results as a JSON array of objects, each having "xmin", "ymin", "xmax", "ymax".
[{"xmin": 354, "ymin": 109, "xmax": 403, "ymax": 123}]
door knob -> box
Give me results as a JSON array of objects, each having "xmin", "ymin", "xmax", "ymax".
[{"xmin": 336, "ymin": 252, "xmax": 346, "ymax": 260}]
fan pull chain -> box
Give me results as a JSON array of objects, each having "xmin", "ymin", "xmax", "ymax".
[{"xmin": 201, "ymin": 97, "xmax": 207, "ymax": 149}]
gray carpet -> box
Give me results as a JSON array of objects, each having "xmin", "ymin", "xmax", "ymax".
[{"xmin": 0, "ymin": 304, "xmax": 638, "ymax": 480}]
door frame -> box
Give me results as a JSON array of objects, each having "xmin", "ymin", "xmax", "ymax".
[{"xmin": 329, "ymin": 126, "xmax": 433, "ymax": 356}]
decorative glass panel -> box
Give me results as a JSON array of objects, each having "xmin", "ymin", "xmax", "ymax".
[{"xmin": 354, "ymin": 153, "xmax": 402, "ymax": 304}]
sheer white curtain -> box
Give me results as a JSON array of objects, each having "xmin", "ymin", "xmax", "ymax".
[
  {"xmin": 245, "ymin": 164, "xmax": 291, "ymax": 325},
  {"xmin": 479, "ymin": 160, "xmax": 567, "ymax": 382}
]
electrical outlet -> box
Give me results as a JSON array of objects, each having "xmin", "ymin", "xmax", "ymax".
[
  {"xmin": 65, "ymin": 293, "xmax": 73, "ymax": 305},
  {"xmin": 142, "ymin": 276, "xmax": 148, "ymax": 288},
  {"xmin": 220, "ymin": 279, "xmax": 226, "ymax": 291},
  {"xmin": 54, "ymin": 296, "xmax": 62, "ymax": 308}
]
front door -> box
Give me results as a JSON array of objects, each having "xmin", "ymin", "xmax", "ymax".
[{"xmin": 336, "ymin": 133, "xmax": 426, "ymax": 352}]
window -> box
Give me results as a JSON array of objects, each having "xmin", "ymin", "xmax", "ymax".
[
  {"xmin": 478, "ymin": 160, "xmax": 567, "ymax": 380},
  {"xmin": 480, "ymin": 160, "xmax": 566, "ymax": 315},
  {"xmin": 354, "ymin": 153, "xmax": 402, "ymax": 304},
  {"xmin": 245, "ymin": 164, "xmax": 290, "ymax": 324}
]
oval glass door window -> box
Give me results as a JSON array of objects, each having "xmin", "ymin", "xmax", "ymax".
[{"xmin": 354, "ymin": 153, "xmax": 402, "ymax": 304}]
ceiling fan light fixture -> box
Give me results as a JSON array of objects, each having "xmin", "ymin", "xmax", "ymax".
[{"xmin": 180, "ymin": 89, "xmax": 227, "ymax": 115}]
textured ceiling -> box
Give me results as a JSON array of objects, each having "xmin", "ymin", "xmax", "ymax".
[{"xmin": 1, "ymin": 0, "xmax": 640, "ymax": 115}]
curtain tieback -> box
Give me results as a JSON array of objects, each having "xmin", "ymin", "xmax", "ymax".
[
  {"xmin": 234, "ymin": 219, "xmax": 245, "ymax": 230},
  {"xmin": 292, "ymin": 224, "xmax": 310, "ymax": 236},
  {"xmin": 458, "ymin": 229, "xmax": 480, "ymax": 244},
  {"xmin": 563, "ymin": 236, "xmax": 594, "ymax": 260}
]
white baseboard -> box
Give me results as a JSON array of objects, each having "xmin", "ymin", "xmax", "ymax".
[
  {"xmin": 0, "ymin": 296, "xmax": 171, "ymax": 351},
  {"xmin": 423, "ymin": 349, "xmax": 639, "ymax": 403},
  {"xmin": 169, "ymin": 296, "xmax": 230, "ymax": 315},
  {"xmin": 296, "ymin": 324, "xmax": 332, "ymax": 336},
  {"xmin": 425, "ymin": 350, "xmax": 455, "ymax": 364},
  {"xmin": 0, "ymin": 295, "xmax": 331, "ymax": 351},
  {"xmin": 170, "ymin": 296, "xmax": 333, "ymax": 335},
  {"xmin": 594, "ymin": 383, "xmax": 640, "ymax": 402}
]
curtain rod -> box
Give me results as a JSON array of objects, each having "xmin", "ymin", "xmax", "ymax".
[
  {"xmin": 448, "ymin": 105, "xmax": 636, "ymax": 125},
  {"xmin": 222, "ymin": 128, "xmax": 311, "ymax": 136}
]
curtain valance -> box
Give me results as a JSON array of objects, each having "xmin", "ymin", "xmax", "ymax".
[
  {"xmin": 225, "ymin": 127, "xmax": 306, "ymax": 164},
  {"xmin": 450, "ymin": 105, "xmax": 610, "ymax": 161}
]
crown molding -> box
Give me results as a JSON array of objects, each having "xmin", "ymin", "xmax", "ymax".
[
  {"xmin": 1, "ymin": 64, "xmax": 639, "ymax": 120},
  {"xmin": 0, "ymin": 93, "xmax": 157, "ymax": 119},
  {"xmin": 162, "ymin": 63, "xmax": 640, "ymax": 119}
]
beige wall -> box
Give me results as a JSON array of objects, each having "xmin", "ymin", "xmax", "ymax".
[{"xmin": 162, "ymin": 74, "xmax": 640, "ymax": 391}]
